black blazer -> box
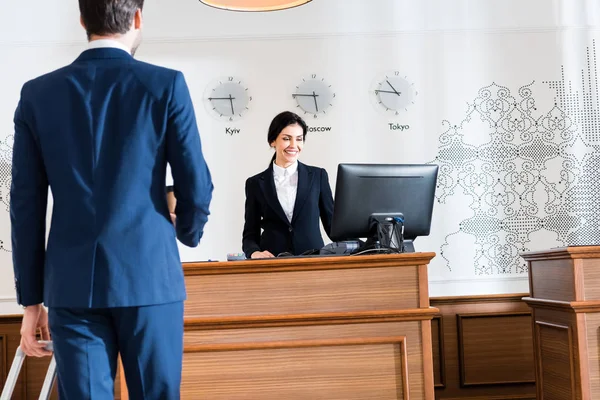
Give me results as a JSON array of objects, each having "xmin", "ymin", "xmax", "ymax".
[{"xmin": 242, "ymin": 162, "xmax": 334, "ymax": 258}]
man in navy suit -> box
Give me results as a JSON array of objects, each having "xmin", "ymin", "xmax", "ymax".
[{"xmin": 10, "ymin": 0, "xmax": 213, "ymax": 398}]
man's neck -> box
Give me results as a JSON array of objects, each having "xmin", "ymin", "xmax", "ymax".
[{"xmin": 88, "ymin": 36, "xmax": 131, "ymax": 53}]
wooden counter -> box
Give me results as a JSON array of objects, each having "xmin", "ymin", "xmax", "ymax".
[
  {"xmin": 118, "ymin": 252, "xmax": 437, "ymax": 399},
  {"xmin": 522, "ymin": 246, "xmax": 600, "ymax": 400}
]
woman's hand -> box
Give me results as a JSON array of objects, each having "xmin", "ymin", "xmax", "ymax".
[{"xmin": 251, "ymin": 250, "xmax": 275, "ymax": 259}]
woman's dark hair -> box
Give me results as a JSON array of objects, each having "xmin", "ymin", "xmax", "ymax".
[
  {"xmin": 267, "ymin": 111, "xmax": 308, "ymax": 162},
  {"xmin": 79, "ymin": 0, "xmax": 144, "ymax": 40}
]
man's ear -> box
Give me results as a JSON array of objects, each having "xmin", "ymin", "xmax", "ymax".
[
  {"xmin": 134, "ymin": 9, "xmax": 143, "ymax": 30},
  {"xmin": 80, "ymin": 16, "xmax": 85, "ymax": 29}
]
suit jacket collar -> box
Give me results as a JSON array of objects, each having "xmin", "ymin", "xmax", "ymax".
[
  {"xmin": 74, "ymin": 48, "xmax": 133, "ymax": 62},
  {"xmin": 258, "ymin": 161, "xmax": 314, "ymax": 226}
]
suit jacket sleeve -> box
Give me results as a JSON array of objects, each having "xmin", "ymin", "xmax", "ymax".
[
  {"xmin": 242, "ymin": 178, "xmax": 261, "ymax": 258},
  {"xmin": 10, "ymin": 91, "xmax": 49, "ymax": 306},
  {"xmin": 166, "ymin": 71, "xmax": 213, "ymax": 247},
  {"xmin": 319, "ymin": 168, "xmax": 335, "ymax": 239}
]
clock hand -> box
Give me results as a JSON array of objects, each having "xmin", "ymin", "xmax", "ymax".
[
  {"xmin": 292, "ymin": 93, "xmax": 320, "ymax": 97},
  {"xmin": 375, "ymin": 90, "xmax": 398, "ymax": 94},
  {"xmin": 208, "ymin": 97, "xmax": 237, "ymax": 100},
  {"xmin": 313, "ymin": 91, "xmax": 318, "ymax": 112},
  {"xmin": 228, "ymin": 94, "xmax": 234, "ymax": 115},
  {"xmin": 386, "ymin": 80, "xmax": 401, "ymax": 96}
]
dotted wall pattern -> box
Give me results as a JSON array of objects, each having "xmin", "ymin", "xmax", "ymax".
[
  {"xmin": 0, "ymin": 133, "xmax": 12, "ymax": 253},
  {"xmin": 432, "ymin": 40, "xmax": 600, "ymax": 275}
]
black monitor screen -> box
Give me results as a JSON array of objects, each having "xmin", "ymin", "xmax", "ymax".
[{"xmin": 330, "ymin": 163, "xmax": 439, "ymax": 250}]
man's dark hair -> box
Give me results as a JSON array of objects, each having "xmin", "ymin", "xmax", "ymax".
[{"xmin": 79, "ymin": 0, "xmax": 144, "ymax": 40}]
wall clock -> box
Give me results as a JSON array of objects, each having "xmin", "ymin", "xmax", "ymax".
[
  {"xmin": 204, "ymin": 76, "xmax": 252, "ymax": 122},
  {"xmin": 370, "ymin": 71, "xmax": 417, "ymax": 115},
  {"xmin": 292, "ymin": 74, "xmax": 335, "ymax": 119}
]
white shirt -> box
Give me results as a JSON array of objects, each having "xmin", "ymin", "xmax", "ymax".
[
  {"xmin": 88, "ymin": 39, "xmax": 131, "ymax": 53},
  {"xmin": 273, "ymin": 162, "xmax": 298, "ymax": 223}
]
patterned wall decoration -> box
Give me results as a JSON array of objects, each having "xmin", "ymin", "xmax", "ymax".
[
  {"xmin": 0, "ymin": 134, "xmax": 11, "ymax": 253},
  {"xmin": 433, "ymin": 40, "xmax": 600, "ymax": 275}
]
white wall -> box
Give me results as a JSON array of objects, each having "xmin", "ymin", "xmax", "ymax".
[{"xmin": 1, "ymin": 0, "xmax": 599, "ymax": 313}]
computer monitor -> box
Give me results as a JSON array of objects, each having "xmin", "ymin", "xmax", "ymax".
[{"xmin": 329, "ymin": 163, "xmax": 439, "ymax": 253}]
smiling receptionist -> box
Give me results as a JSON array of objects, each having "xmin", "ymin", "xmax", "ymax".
[{"xmin": 242, "ymin": 111, "xmax": 335, "ymax": 259}]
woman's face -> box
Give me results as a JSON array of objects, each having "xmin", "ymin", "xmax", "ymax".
[{"xmin": 271, "ymin": 123, "xmax": 304, "ymax": 167}]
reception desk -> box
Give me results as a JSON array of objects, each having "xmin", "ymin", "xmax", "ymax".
[
  {"xmin": 522, "ymin": 246, "xmax": 600, "ymax": 399},
  {"xmin": 117, "ymin": 252, "xmax": 437, "ymax": 399}
]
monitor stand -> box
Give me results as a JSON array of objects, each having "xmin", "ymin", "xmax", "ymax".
[
  {"xmin": 356, "ymin": 213, "xmax": 409, "ymax": 254},
  {"xmin": 401, "ymin": 240, "xmax": 415, "ymax": 253}
]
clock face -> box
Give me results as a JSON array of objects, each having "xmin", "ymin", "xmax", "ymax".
[
  {"xmin": 292, "ymin": 74, "xmax": 335, "ymax": 119},
  {"xmin": 371, "ymin": 72, "xmax": 417, "ymax": 115},
  {"xmin": 204, "ymin": 77, "xmax": 252, "ymax": 122}
]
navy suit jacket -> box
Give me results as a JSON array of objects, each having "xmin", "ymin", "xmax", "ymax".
[
  {"xmin": 242, "ymin": 162, "xmax": 334, "ymax": 257},
  {"xmin": 10, "ymin": 48, "xmax": 213, "ymax": 308}
]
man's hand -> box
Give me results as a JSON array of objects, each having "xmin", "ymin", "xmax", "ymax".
[
  {"xmin": 170, "ymin": 213, "xmax": 177, "ymax": 226},
  {"xmin": 20, "ymin": 304, "xmax": 52, "ymax": 357}
]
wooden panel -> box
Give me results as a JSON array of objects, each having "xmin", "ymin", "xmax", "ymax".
[
  {"xmin": 530, "ymin": 258, "xmax": 575, "ymax": 301},
  {"xmin": 25, "ymin": 357, "xmax": 58, "ymax": 400},
  {"xmin": 184, "ymin": 320, "xmax": 426, "ymax": 400},
  {"xmin": 536, "ymin": 321, "xmax": 574, "ymax": 399},
  {"xmin": 439, "ymin": 395, "xmax": 536, "ymax": 400},
  {"xmin": 431, "ymin": 294, "xmax": 536, "ymax": 400},
  {"xmin": 581, "ymin": 258, "xmax": 600, "ymax": 301},
  {"xmin": 585, "ymin": 314, "xmax": 600, "ymax": 396},
  {"xmin": 431, "ymin": 316, "xmax": 445, "ymax": 388},
  {"xmin": 182, "ymin": 337, "xmax": 409, "ymax": 400},
  {"xmin": 0, "ymin": 334, "xmax": 5, "ymax": 391},
  {"xmin": 185, "ymin": 266, "xmax": 419, "ymax": 317},
  {"xmin": 457, "ymin": 312, "xmax": 535, "ymax": 386}
]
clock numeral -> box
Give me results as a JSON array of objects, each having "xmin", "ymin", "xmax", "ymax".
[
  {"xmin": 313, "ymin": 114, "xmax": 318, "ymax": 118},
  {"xmin": 333, "ymin": 93, "xmax": 336, "ymax": 98},
  {"xmin": 229, "ymin": 117, "xmax": 233, "ymax": 121},
  {"xmin": 228, "ymin": 77, "xmax": 233, "ymax": 81},
  {"xmin": 394, "ymin": 71, "xmax": 399, "ymax": 76},
  {"xmin": 249, "ymin": 96, "xmax": 252, "ymax": 101},
  {"xmin": 311, "ymin": 74, "xmax": 316, "ymax": 79}
]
